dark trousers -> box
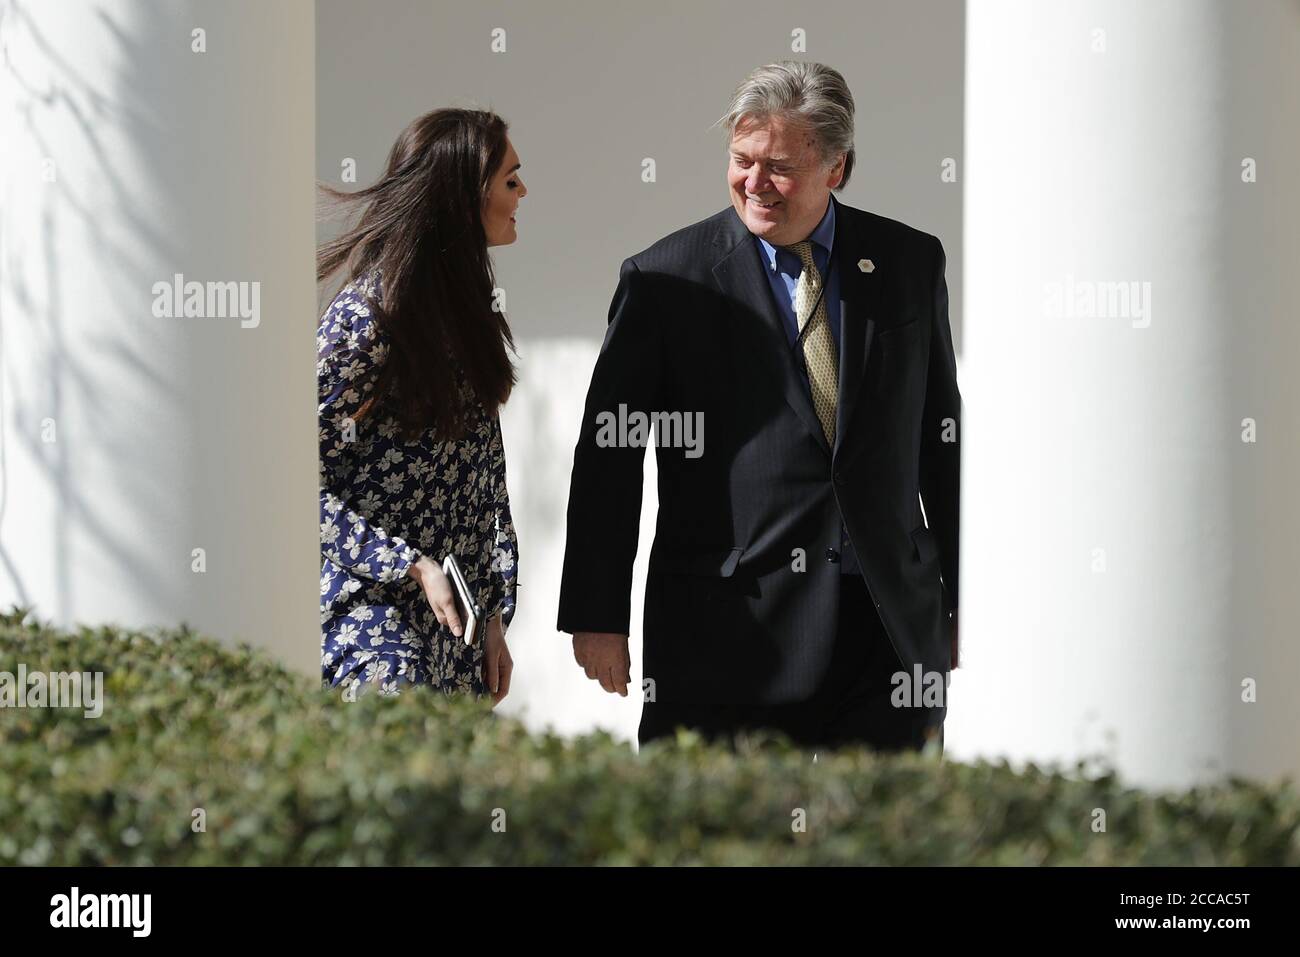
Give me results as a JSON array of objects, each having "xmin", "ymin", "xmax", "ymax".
[{"xmin": 639, "ymin": 574, "xmax": 946, "ymax": 754}]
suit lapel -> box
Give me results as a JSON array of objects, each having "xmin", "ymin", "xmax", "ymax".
[
  {"xmin": 711, "ymin": 209, "xmax": 832, "ymax": 456},
  {"xmin": 832, "ymin": 196, "xmax": 883, "ymax": 461}
]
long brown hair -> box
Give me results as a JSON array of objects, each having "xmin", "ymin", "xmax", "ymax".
[{"xmin": 317, "ymin": 108, "xmax": 517, "ymax": 442}]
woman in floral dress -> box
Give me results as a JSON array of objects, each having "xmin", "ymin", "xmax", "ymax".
[{"xmin": 316, "ymin": 109, "xmax": 525, "ymax": 701}]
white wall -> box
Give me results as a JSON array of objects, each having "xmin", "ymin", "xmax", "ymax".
[
  {"xmin": 957, "ymin": 0, "xmax": 1300, "ymax": 788},
  {"xmin": 0, "ymin": 0, "xmax": 318, "ymax": 675}
]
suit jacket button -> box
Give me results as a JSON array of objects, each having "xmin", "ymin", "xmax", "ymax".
[
  {"xmin": 825, "ymin": 548, "xmax": 840, "ymax": 564},
  {"xmin": 834, "ymin": 471, "xmax": 845, "ymax": 484}
]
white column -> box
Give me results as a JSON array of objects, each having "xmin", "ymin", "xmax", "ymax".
[
  {"xmin": 0, "ymin": 1, "xmax": 318, "ymax": 675},
  {"xmin": 956, "ymin": 0, "xmax": 1300, "ymax": 787}
]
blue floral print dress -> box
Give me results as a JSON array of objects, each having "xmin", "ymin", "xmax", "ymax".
[{"xmin": 318, "ymin": 269, "xmax": 517, "ymax": 697}]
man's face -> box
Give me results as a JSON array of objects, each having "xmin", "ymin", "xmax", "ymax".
[{"xmin": 727, "ymin": 115, "xmax": 844, "ymax": 247}]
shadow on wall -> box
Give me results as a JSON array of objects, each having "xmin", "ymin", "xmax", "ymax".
[{"xmin": 1, "ymin": 0, "xmax": 195, "ymax": 619}]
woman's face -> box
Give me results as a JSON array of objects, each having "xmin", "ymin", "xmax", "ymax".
[{"xmin": 483, "ymin": 137, "xmax": 526, "ymax": 247}]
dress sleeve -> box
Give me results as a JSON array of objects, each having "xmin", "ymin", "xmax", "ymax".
[
  {"xmin": 490, "ymin": 493, "xmax": 519, "ymax": 628},
  {"xmin": 318, "ymin": 290, "xmax": 420, "ymax": 583}
]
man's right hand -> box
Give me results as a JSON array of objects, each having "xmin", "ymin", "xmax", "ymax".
[{"xmin": 571, "ymin": 632, "xmax": 631, "ymax": 696}]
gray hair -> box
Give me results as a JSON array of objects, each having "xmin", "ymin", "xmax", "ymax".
[{"xmin": 715, "ymin": 61, "xmax": 856, "ymax": 191}]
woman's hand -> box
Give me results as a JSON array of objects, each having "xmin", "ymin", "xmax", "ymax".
[
  {"xmin": 408, "ymin": 556, "xmax": 463, "ymax": 638},
  {"xmin": 482, "ymin": 614, "xmax": 512, "ymax": 706}
]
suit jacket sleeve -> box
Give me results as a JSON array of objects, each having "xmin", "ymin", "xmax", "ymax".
[
  {"xmin": 918, "ymin": 235, "xmax": 961, "ymax": 609},
  {"xmin": 556, "ymin": 258, "xmax": 664, "ymax": 635}
]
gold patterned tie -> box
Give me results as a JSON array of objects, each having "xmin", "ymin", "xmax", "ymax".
[{"xmin": 789, "ymin": 240, "xmax": 838, "ymax": 445}]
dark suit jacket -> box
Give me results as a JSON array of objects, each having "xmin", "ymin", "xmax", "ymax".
[{"xmin": 557, "ymin": 194, "xmax": 961, "ymax": 714}]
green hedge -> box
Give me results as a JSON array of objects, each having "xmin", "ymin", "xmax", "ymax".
[{"xmin": 1, "ymin": 605, "xmax": 1297, "ymax": 865}]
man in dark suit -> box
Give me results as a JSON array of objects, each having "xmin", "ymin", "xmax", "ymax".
[{"xmin": 557, "ymin": 61, "xmax": 961, "ymax": 752}]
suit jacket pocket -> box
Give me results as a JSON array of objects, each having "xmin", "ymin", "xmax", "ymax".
[
  {"xmin": 870, "ymin": 316, "xmax": 926, "ymax": 397},
  {"xmin": 662, "ymin": 546, "xmax": 747, "ymax": 615},
  {"xmin": 875, "ymin": 314, "xmax": 922, "ymax": 338},
  {"xmin": 674, "ymin": 546, "xmax": 745, "ymax": 577}
]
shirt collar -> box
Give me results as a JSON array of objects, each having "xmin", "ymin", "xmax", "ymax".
[{"xmin": 756, "ymin": 196, "xmax": 836, "ymax": 273}]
